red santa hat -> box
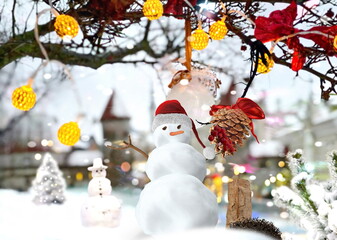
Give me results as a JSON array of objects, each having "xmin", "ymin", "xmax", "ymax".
[{"xmin": 152, "ymin": 100, "xmax": 215, "ymax": 159}]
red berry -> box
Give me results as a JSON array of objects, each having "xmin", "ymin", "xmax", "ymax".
[
  {"xmin": 326, "ymin": 8, "xmax": 334, "ymax": 18},
  {"xmin": 211, "ymin": 130, "xmax": 217, "ymax": 136},
  {"xmin": 208, "ymin": 135, "xmax": 214, "ymax": 141}
]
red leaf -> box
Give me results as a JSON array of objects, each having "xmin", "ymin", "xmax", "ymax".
[
  {"xmin": 286, "ymin": 37, "xmax": 301, "ymax": 50},
  {"xmin": 287, "ymin": 38, "xmax": 306, "ymax": 71},
  {"xmin": 254, "ymin": 2, "xmax": 298, "ymax": 43},
  {"xmin": 301, "ymin": 25, "xmax": 337, "ymax": 56},
  {"xmin": 291, "ymin": 46, "xmax": 306, "ymax": 71}
]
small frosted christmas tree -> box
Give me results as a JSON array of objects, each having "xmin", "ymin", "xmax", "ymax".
[
  {"xmin": 32, "ymin": 153, "xmax": 66, "ymax": 204},
  {"xmin": 273, "ymin": 150, "xmax": 337, "ymax": 240}
]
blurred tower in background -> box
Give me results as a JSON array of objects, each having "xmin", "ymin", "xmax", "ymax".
[
  {"xmin": 218, "ymin": 80, "xmax": 237, "ymax": 106},
  {"xmin": 100, "ymin": 92, "xmax": 132, "ymax": 186}
]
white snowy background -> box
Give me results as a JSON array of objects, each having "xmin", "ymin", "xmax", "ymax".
[{"xmin": 0, "ymin": 1, "xmax": 335, "ymax": 239}]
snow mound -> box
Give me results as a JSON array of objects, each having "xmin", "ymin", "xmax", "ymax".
[
  {"xmin": 143, "ymin": 227, "xmax": 275, "ymax": 240},
  {"xmin": 81, "ymin": 195, "xmax": 121, "ymax": 227}
]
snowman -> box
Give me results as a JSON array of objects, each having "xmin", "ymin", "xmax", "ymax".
[
  {"xmin": 87, "ymin": 158, "xmax": 112, "ymax": 197},
  {"xmin": 136, "ymin": 100, "xmax": 219, "ymax": 235},
  {"xmin": 81, "ymin": 158, "xmax": 122, "ymax": 227}
]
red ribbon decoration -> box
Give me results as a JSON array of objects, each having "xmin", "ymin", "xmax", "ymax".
[
  {"xmin": 164, "ymin": 0, "xmax": 197, "ymax": 18},
  {"xmin": 254, "ymin": 1, "xmax": 337, "ymax": 71},
  {"xmin": 90, "ymin": 0, "xmax": 134, "ymax": 19},
  {"xmin": 210, "ymin": 98, "xmax": 265, "ymax": 143}
]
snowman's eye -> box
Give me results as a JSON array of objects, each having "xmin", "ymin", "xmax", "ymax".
[
  {"xmin": 96, "ymin": 170, "xmax": 98, "ymax": 173},
  {"xmin": 162, "ymin": 126, "xmax": 167, "ymax": 130},
  {"xmin": 177, "ymin": 125, "xmax": 181, "ymax": 129}
]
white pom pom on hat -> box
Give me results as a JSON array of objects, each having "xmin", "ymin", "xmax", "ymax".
[
  {"xmin": 203, "ymin": 147, "xmax": 216, "ymax": 160},
  {"xmin": 153, "ymin": 100, "xmax": 216, "ymax": 159}
]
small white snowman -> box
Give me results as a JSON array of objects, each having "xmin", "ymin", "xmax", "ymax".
[
  {"xmin": 87, "ymin": 158, "xmax": 112, "ymax": 197},
  {"xmin": 81, "ymin": 158, "xmax": 122, "ymax": 227},
  {"xmin": 136, "ymin": 100, "xmax": 218, "ymax": 235}
]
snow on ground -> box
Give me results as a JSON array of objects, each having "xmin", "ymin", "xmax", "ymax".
[
  {"xmin": 0, "ymin": 188, "xmax": 145, "ymax": 240},
  {"xmin": 0, "ymin": 187, "xmax": 306, "ymax": 240}
]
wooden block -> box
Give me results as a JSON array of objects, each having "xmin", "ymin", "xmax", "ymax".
[{"xmin": 226, "ymin": 177, "xmax": 252, "ymax": 227}]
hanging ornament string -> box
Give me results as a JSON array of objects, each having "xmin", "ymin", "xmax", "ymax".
[
  {"xmin": 270, "ymin": 30, "xmax": 335, "ymax": 52},
  {"xmin": 34, "ymin": 9, "xmax": 54, "ymax": 61},
  {"xmin": 179, "ymin": 1, "xmax": 197, "ymax": 74},
  {"xmin": 218, "ymin": 1, "xmax": 255, "ymax": 28},
  {"xmin": 184, "ymin": 16, "xmax": 192, "ymax": 72},
  {"xmin": 32, "ymin": 6, "xmax": 83, "ymax": 113},
  {"xmin": 31, "ymin": 4, "xmax": 84, "ymax": 146},
  {"xmin": 183, "ymin": 0, "xmax": 203, "ymax": 26},
  {"xmin": 227, "ymin": 10, "xmax": 255, "ymax": 28},
  {"xmin": 183, "ymin": 0, "xmax": 196, "ymax": 12},
  {"xmin": 208, "ymin": 2, "xmax": 227, "ymax": 41}
]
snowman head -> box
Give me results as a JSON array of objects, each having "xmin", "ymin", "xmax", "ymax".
[
  {"xmin": 153, "ymin": 122, "xmax": 192, "ymax": 147},
  {"xmin": 152, "ymin": 100, "xmax": 215, "ymax": 160},
  {"xmin": 88, "ymin": 158, "xmax": 108, "ymax": 178},
  {"xmin": 91, "ymin": 167, "xmax": 107, "ymax": 178}
]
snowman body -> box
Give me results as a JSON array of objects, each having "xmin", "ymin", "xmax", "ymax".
[
  {"xmin": 136, "ymin": 122, "xmax": 218, "ymax": 235},
  {"xmin": 147, "ymin": 142, "xmax": 206, "ymax": 181},
  {"xmin": 136, "ymin": 173, "xmax": 218, "ymax": 235},
  {"xmin": 88, "ymin": 177, "xmax": 112, "ymax": 197},
  {"xmin": 81, "ymin": 162, "xmax": 121, "ymax": 227}
]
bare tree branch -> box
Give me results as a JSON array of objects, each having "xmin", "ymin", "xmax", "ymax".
[
  {"xmin": 273, "ymin": 55, "xmax": 336, "ymax": 84},
  {"xmin": 106, "ymin": 135, "xmax": 149, "ymax": 159},
  {"xmin": 0, "ymin": 22, "xmax": 182, "ymax": 69}
]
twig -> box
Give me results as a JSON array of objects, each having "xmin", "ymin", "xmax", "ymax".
[
  {"xmin": 12, "ymin": 0, "xmax": 17, "ymax": 38},
  {"xmin": 106, "ymin": 135, "xmax": 149, "ymax": 159}
]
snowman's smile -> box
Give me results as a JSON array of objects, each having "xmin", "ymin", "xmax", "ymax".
[{"xmin": 169, "ymin": 130, "xmax": 184, "ymax": 136}]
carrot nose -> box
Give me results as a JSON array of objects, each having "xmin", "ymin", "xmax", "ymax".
[{"xmin": 170, "ymin": 130, "xmax": 184, "ymax": 136}]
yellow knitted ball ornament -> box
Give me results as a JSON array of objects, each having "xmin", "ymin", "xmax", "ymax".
[
  {"xmin": 333, "ymin": 35, "xmax": 337, "ymax": 51},
  {"xmin": 54, "ymin": 14, "xmax": 79, "ymax": 40},
  {"xmin": 209, "ymin": 21, "xmax": 228, "ymax": 40},
  {"xmin": 143, "ymin": 0, "xmax": 163, "ymax": 20},
  {"xmin": 190, "ymin": 29, "xmax": 209, "ymax": 50},
  {"xmin": 58, "ymin": 122, "xmax": 81, "ymax": 146},
  {"xmin": 257, "ymin": 54, "xmax": 274, "ymax": 74},
  {"xmin": 12, "ymin": 85, "xmax": 36, "ymax": 111}
]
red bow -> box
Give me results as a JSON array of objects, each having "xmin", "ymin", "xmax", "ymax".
[
  {"xmin": 210, "ymin": 98, "xmax": 265, "ymax": 143},
  {"xmin": 254, "ymin": 1, "xmax": 337, "ymax": 71}
]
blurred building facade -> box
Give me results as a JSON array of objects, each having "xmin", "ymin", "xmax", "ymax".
[{"xmin": 100, "ymin": 93, "xmax": 133, "ymax": 186}]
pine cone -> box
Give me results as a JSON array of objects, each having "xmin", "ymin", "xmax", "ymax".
[{"xmin": 208, "ymin": 108, "xmax": 252, "ymax": 156}]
